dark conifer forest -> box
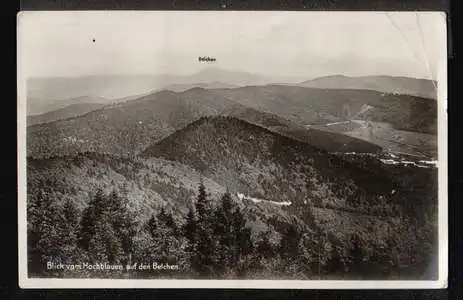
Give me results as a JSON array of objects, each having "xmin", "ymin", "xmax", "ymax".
[{"xmin": 26, "ymin": 148, "xmax": 437, "ymax": 279}]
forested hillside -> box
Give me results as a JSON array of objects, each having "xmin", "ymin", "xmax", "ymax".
[
  {"xmin": 214, "ymin": 85, "xmax": 437, "ymax": 134},
  {"xmin": 26, "ymin": 118, "xmax": 437, "ymax": 279},
  {"xmin": 27, "ymin": 88, "xmax": 382, "ymax": 158}
]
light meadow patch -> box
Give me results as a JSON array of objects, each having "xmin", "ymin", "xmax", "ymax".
[{"xmin": 17, "ymin": 11, "xmax": 447, "ymax": 289}]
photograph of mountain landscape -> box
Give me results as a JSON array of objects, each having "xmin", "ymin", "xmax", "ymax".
[{"xmin": 18, "ymin": 11, "xmax": 447, "ymax": 287}]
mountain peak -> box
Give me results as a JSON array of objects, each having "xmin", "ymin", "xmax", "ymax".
[
  {"xmin": 194, "ymin": 67, "xmax": 235, "ymax": 77},
  {"xmin": 184, "ymin": 87, "xmax": 207, "ymax": 92},
  {"xmin": 140, "ymin": 114, "xmax": 393, "ymax": 204}
]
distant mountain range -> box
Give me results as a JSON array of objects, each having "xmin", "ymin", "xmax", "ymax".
[
  {"xmin": 27, "ymin": 95, "xmax": 108, "ymax": 117},
  {"xmin": 298, "ymin": 75, "xmax": 437, "ymax": 99},
  {"xmin": 27, "ymin": 102, "xmax": 107, "ymax": 126},
  {"xmin": 26, "ymin": 68, "xmax": 277, "ymax": 115},
  {"xmin": 26, "ymin": 68, "xmax": 437, "ymax": 116},
  {"xmin": 27, "ymin": 84, "xmax": 437, "ymax": 159},
  {"xmin": 27, "ymin": 86, "xmax": 386, "ymax": 159}
]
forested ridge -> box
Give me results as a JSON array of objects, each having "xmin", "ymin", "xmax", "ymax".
[{"xmin": 27, "ymin": 85, "xmax": 436, "ymax": 159}]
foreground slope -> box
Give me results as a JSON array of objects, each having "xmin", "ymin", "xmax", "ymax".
[
  {"xmin": 27, "ymin": 145, "xmax": 437, "ymax": 279},
  {"xmin": 26, "ymin": 152, "xmax": 320, "ymax": 263},
  {"xmin": 27, "ymin": 153, "xmax": 224, "ymax": 220}
]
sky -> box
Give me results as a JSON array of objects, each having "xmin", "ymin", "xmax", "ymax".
[{"xmin": 18, "ymin": 11, "xmax": 447, "ymax": 80}]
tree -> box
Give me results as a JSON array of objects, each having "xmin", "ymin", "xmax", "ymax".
[
  {"xmin": 184, "ymin": 207, "xmax": 197, "ymax": 255},
  {"xmin": 29, "ymin": 190, "xmax": 67, "ymax": 274},
  {"xmin": 59, "ymin": 199, "xmax": 81, "ymax": 263},
  {"xmin": 79, "ymin": 188, "xmax": 107, "ymax": 251},
  {"xmin": 231, "ymin": 206, "xmax": 253, "ymax": 267},
  {"xmin": 107, "ymin": 190, "xmax": 137, "ymax": 263},
  {"xmin": 146, "ymin": 214, "xmax": 158, "ymax": 235},
  {"xmin": 279, "ymin": 224, "xmax": 302, "ymax": 262},
  {"xmin": 326, "ymin": 245, "xmax": 345, "ymax": 276},
  {"xmin": 195, "ymin": 179, "xmax": 212, "ymax": 224},
  {"xmin": 78, "ymin": 188, "xmax": 128, "ymax": 265},
  {"xmin": 191, "ymin": 180, "xmax": 216, "ymax": 277},
  {"xmin": 212, "ymin": 191, "xmax": 236, "ymax": 274},
  {"xmin": 256, "ymin": 230, "xmax": 276, "ymax": 259},
  {"xmin": 194, "ymin": 223, "xmax": 216, "ymax": 277},
  {"xmin": 157, "ymin": 207, "xmax": 178, "ymax": 234},
  {"xmin": 87, "ymin": 220, "xmax": 110, "ymax": 263},
  {"xmin": 27, "ymin": 190, "xmax": 45, "ymax": 273},
  {"xmin": 347, "ymin": 233, "xmax": 366, "ymax": 275},
  {"xmin": 139, "ymin": 213, "xmax": 185, "ymax": 270}
]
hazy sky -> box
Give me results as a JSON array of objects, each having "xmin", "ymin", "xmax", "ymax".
[{"xmin": 18, "ymin": 11, "xmax": 446, "ymax": 80}]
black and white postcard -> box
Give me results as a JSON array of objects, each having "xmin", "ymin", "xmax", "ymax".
[{"xmin": 17, "ymin": 11, "xmax": 448, "ymax": 289}]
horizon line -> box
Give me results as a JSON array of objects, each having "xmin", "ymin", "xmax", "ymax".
[{"xmin": 25, "ymin": 67, "xmax": 436, "ymax": 82}]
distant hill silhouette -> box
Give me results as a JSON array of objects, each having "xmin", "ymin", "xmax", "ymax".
[
  {"xmin": 299, "ymin": 75, "xmax": 437, "ymax": 99},
  {"xmin": 213, "ymin": 85, "xmax": 437, "ymax": 134},
  {"xmin": 27, "ymin": 102, "xmax": 106, "ymax": 126},
  {"xmin": 26, "ymin": 68, "xmax": 275, "ymax": 114},
  {"xmin": 27, "ymin": 95, "xmax": 108, "ymax": 116},
  {"xmin": 163, "ymin": 82, "xmax": 237, "ymax": 92},
  {"xmin": 26, "ymin": 70, "xmax": 437, "ymax": 116}
]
